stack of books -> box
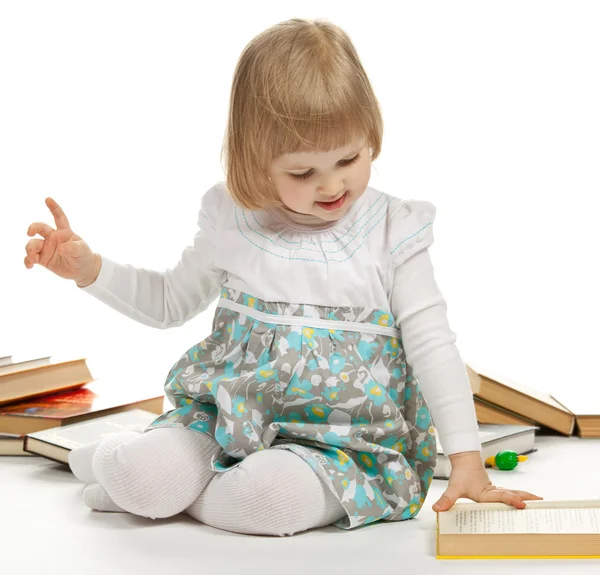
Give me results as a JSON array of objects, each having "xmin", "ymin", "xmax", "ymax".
[
  {"xmin": 466, "ymin": 362, "xmax": 600, "ymax": 438},
  {"xmin": 433, "ymin": 361, "xmax": 600, "ymax": 478},
  {"xmin": 0, "ymin": 353, "xmax": 164, "ymax": 458}
]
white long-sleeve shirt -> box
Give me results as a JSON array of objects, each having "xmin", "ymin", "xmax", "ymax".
[{"xmin": 81, "ymin": 182, "xmax": 481, "ymax": 456}]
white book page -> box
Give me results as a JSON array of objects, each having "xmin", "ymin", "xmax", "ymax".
[{"xmin": 439, "ymin": 506, "xmax": 600, "ymax": 535}]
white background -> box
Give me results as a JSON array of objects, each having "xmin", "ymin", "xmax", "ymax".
[{"xmin": 1, "ymin": 1, "xmax": 598, "ymax": 413}]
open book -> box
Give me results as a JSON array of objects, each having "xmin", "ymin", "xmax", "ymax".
[
  {"xmin": 24, "ymin": 409, "xmax": 160, "ymax": 464},
  {"xmin": 436, "ymin": 499, "xmax": 600, "ymax": 559}
]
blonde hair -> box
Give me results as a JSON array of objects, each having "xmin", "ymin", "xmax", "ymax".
[{"xmin": 221, "ymin": 18, "xmax": 384, "ymax": 210}]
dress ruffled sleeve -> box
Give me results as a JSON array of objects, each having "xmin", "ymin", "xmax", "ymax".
[
  {"xmin": 388, "ymin": 198, "xmax": 437, "ymax": 268},
  {"xmin": 197, "ymin": 181, "xmax": 225, "ymax": 248}
]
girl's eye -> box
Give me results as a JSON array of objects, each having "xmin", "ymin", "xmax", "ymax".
[
  {"xmin": 289, "ymin": 153, "xmax": 360, "ymax": 180},
  {"xmin": 289, "ymin": 170, "xmax": 313, "ymax": 181}
]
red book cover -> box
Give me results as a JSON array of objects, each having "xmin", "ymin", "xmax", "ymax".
[
  {"xmin": 0, "ymin": 382, "xmax": 165, "ymax": 435},
  {"xmin": 0, "ymin": 383, "xmax": 161, "ymax": 419}
]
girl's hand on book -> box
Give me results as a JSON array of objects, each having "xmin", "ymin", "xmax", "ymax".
[
  {"xmin": 432, "ymin": 454, "xmax": 543, "ymax": 512},
  {"xmin": 24, "ymin": 198, "xmax": 100, "ymax": 287}
]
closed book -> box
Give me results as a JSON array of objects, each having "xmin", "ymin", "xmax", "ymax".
[
  {"xmin": 0, "ymin": 382, "xmax": 164, "ymax": 435},
  {"xmin": 575, "ymin": 414, "xmax": 600, "ymax": 439},
  {"xmin": 0, "ymin": 433, "xmax": 32, "ymax": 456},
  {"xmin": 465, "ymin": 363, "xmax": 575, "ymax": 435},
  {"xmin": 556, "ymin": 395, "xmax": 600, "ymax": 438},
  {"xmin": 436, "ymin": 499, "xmax": 600, "ymax": 559},
  {"xmin": 473, "ymin": 397, "xmax": 537, "ymax": 427},
  {"xmin": 0, "ymin": 355, "xmax": 92, "ymax": 406},
  {"xmin": 434, "ymin": 424, "xmax": 537, "ymax": 479},
  {"xmin": 24, "ymin": 409, "xmax": 159, "ymax": 464}
]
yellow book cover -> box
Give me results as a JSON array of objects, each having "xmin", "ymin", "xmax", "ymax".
[{"xmin": 436, "ymin": 499, "xmax": 600, "ymax": 559}]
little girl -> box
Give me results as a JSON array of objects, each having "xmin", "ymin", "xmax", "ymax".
[{"xmin": 24, "ymin": 18, "xmax": 541, "ymax": 536}]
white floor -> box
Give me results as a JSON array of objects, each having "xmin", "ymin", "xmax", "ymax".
[{"xmin": 1, "ymin": 434, "xmax": 599, "ymax": 575}]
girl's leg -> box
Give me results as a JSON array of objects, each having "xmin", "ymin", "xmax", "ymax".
[
  {"xmin": 69, "ymin": 431, "xmax": 140, "ymax": 485},
  {"xmin": 89, "ymin": 427, "xmax": 220, "ymax": 519},
  {"xmin": 186, "ymin": 448, "xmax": 346, "ymax": 536}
]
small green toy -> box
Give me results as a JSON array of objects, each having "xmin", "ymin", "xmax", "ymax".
[{"xmin": 485, "ymin": 450, "xmax": 528, "ymax": 471}]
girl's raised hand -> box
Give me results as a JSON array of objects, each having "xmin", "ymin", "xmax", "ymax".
[{"xmin": 24, "ymin": 198, "xmax": 99, "ymax": 286}]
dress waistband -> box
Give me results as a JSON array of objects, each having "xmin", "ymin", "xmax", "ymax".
[{"xmin": 218, "ymin": 288, "xmax": 400, "ymax": 338}]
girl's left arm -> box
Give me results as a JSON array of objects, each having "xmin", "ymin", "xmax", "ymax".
[
  {"xmin": 389, "ymin": 248, "xmax": 481, "ymax": 456},
  {"xmin": 390, "ymin": 249, "xmax": 543, "ymax": 510}
]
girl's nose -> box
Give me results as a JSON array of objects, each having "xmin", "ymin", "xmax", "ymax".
[{"xmin": 317, "ymin": 178, "xmax": 345, "ymax": 197}]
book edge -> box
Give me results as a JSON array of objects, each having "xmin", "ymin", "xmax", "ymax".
[
  {"xmin": 23, "ymin": 436, "xmax": 69, "ymax": 464},
  {"xmin": 0, "ymin": 357, "xmax": 88, "ymax": 376},
  {"xmin": 438, "ymin": 499, "xmax": 600, "ymax": 512}
]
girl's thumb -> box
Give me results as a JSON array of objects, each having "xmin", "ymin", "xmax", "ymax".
[{"xmin": 432, "ymin": 490, "xmax": 458, "ymax": 512}]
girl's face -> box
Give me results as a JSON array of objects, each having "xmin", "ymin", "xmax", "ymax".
[{"xmin": 268, "ymin": 138, "xmax": 371, "ymax": 221}]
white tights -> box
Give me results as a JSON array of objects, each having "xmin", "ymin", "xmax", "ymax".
[{"xmin": 69, "ymin": 428, "xmax": 346, "ymax": 537}]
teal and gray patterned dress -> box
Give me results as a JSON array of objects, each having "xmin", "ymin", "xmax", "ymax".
[{"xmin": 148, "ymin": 286, "xmax": 437, "ymax": 530}]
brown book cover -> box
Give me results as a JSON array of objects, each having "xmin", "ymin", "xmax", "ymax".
[
  {"xmin": 554, "ymin": 395, "xmax": 600, "ymax": 438},
  {"xmin": 465, "ymin": 363, "xmax": 575, "ymax": 435},
  {"xmin": 0, "ymin": 356, "xmax": 93, "ymax": 406},
  {"xmin": 437, "ymin": 499, "xmax": 600, "ymax": 559},
  {"xmin": 574, "ymin": 415, "xmax": 600, "ymax": 439},
  {"xmin": 473, "ymin": 397, "xmax": 537, "ymax": 427},
  {"xmin": 0, "ymin": 382, "xmax": 165, "ymax": 435}
]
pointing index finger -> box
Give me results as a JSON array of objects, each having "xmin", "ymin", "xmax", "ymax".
[{"xmin": 45, "ymin": 197, "xmax": 71, "ymax": 230}]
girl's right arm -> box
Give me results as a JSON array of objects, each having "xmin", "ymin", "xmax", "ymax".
[{"xmin": 24, "ymin": 197, "xmax": 225, "ymax": 329}]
